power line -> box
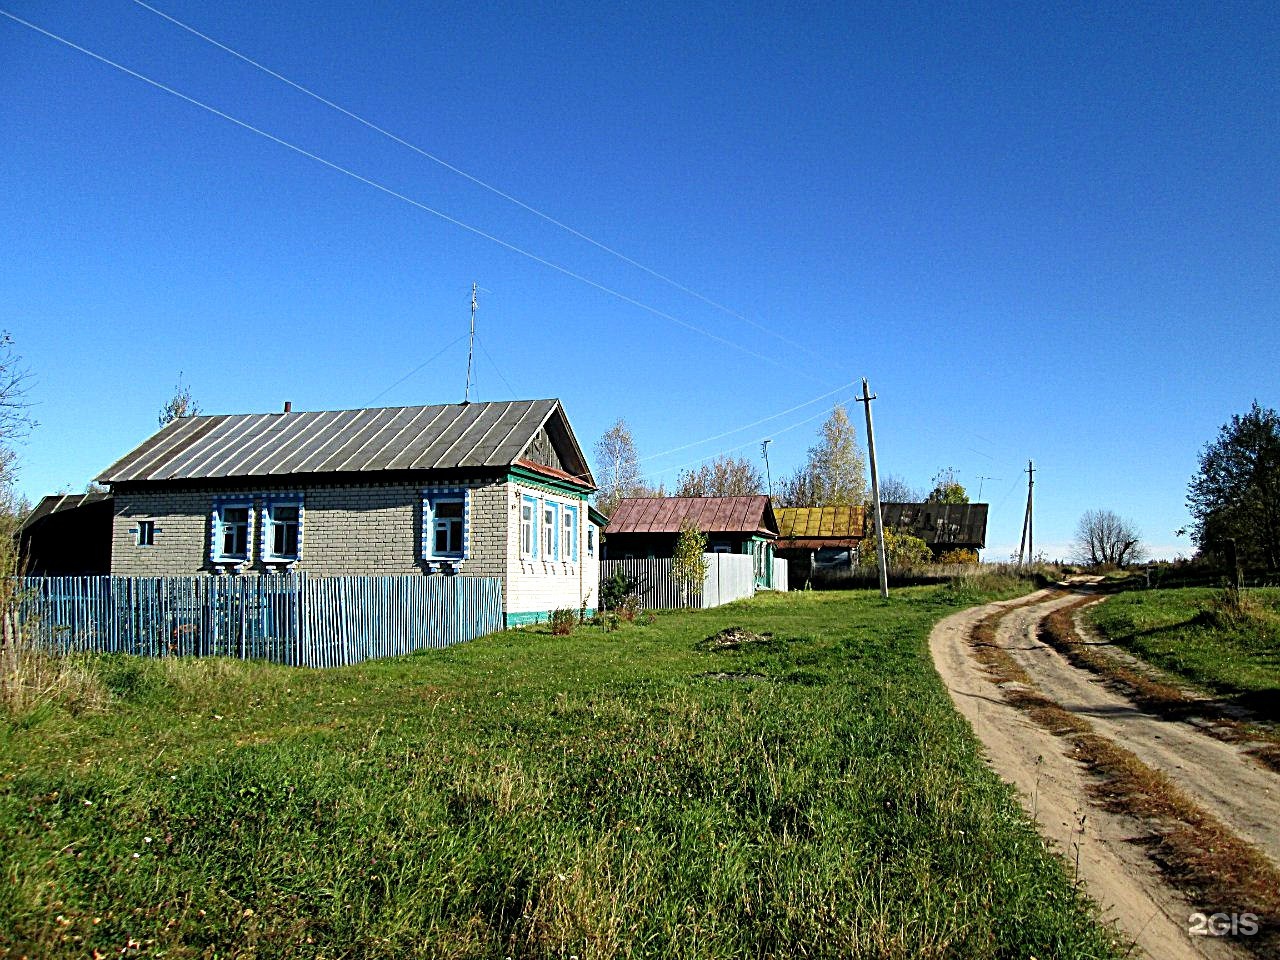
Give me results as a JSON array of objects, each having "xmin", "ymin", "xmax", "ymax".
[
  {"xmin": 0, "ymin": 8, "xmax": 780, "ymax": 367},
  {"xmin": 649, "ymin": 400, "xmax": 848, "ymax": 480},
  {"xmin": 638, "ymin": 378, "xmax": 858, "ymax": 463},
  {"xmin": 130, "ymin": 0, "xmax": 824, "ymax": 360}
]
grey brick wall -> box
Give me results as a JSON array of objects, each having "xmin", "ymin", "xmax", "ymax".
[{"xmin": 111, "ymin": 479, "xmax": 510, "ymax": 581}]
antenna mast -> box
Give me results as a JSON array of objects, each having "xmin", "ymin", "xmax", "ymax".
[{"xmin": 464, "ymin": 282, "xmax": 477, "ymax": 402}]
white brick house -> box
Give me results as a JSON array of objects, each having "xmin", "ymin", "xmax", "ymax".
[{"xmin": 96, "ymin": 399, "xmax": 601, "ymax": 626}]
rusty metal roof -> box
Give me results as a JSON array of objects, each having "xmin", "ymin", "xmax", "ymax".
[
  {"xmin": 605, "ymin": 496, "xmax": 778, "ymax": 537},
  {"xmin": 881, "ymin": 502, "xmax": 989, "ymax": 548},
  {"xmin": 775, "ymin": 506, "xmax": 865, "ymax": 541},
  {"xmin": 97, "ymin": 399, "xmax": 593, "ymax": 485}
]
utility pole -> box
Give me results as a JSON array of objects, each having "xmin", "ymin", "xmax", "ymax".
[
  {"xmin": 976, "ymin": 475, "xmax": 1000, "ymax": 501},
  {"xmin": 464, "ymin": 282, "xmax": 477, "ymax": 402},
  {"xmin": 761, "ymin": 439, "xmax": 773, "ymax": 499},
  {"xmin": 1017, "ymin": 460, "xmax": 1035, "ymax": 567},
  {"xmin": 857, "ymin": 379, "xmax": 889, "ymax": 599}
]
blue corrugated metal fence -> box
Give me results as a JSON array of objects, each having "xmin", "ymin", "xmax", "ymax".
[{"xmin": 16, "ymin": 573, "xmax": 502, "ymax": 667}]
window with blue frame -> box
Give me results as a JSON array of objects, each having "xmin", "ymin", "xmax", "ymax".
[
  {"xmin": 422, "ymin": 489, "xmax": 468, "ymax": 561},
  {"xmin": 586, "ymin": 523, "xmax": 595, "ymax": 558},
  {"xmin": 137, "ymin": 520, "xmax": 156, "ymax": 547},
  {"xmin": 541, "ymin": 501, "xmax": 558, "ymax": 559},
  {"xmin": 212, "ymin": 502, "xmax": 251, "ymax": 562},
  {"xmin": 562, "ymin": 504, "xmax": 578, "ymax": 562},
  {"xmin": 264, "ymin": 500, "xmax": 302, "ymax": 561}
]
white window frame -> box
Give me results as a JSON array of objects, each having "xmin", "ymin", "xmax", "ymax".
[
  {"xmin": 263, "ymin": 498, "xmax": 303, "ymax": 563},
  {"xmin": 211, "ymin": 501, "xmax": 252, "ymax": 564},
  {"xmin": 422, "ymin": 488, "xmax": 470, "ymax": 562},
  {"xmin": 521, "ymin": 495, "xmax": 537, "ymax": 559},
  {"xmin": 586, "ymin": 524, "xmax": 595, "ymax": 559},
  {"xmin": 562, "ymin": 504, "xmax": 578, "ymax": 563},
  {"xmin": 541, "ymin": 500, "xmax": 559, "ymax": 560}
]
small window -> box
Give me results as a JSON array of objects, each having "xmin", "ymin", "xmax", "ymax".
[
  {"xmin": 586, "ymin": 525, "xmax": 595, "ymax": 559},
  {"xmin": 217, "ymin": 505, "xmax": 250, "ymax": 560},
  {"xmin": 433, "ymin": 499, "xmax": 464, "ymax": 556},
  {"xmin": 137, "ymin": 520, "xmax": 155, "ymax": 547},
  {"xmin": 521, "ymin": 497, "xmax": 536, "ymax": 558},
  {"xmin": 266, "ymin": 502, "xmax": 301, "ymax": 561}
]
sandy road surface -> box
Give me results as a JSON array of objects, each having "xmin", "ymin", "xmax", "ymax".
[{"xmin": 930, "ymin": 592, "xmax": 1252, "ymax": 960}]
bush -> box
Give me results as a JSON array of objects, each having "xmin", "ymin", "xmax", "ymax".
[
  {"xmin": 601, "ymin": 567, "xmax": 638, "ymax": 610},
  {"xmin": 548, "ymin": 608, "xmax": 576, "ymax": 636},
  {"xmin": 617, "ymin": 594, "xmax": 641, "ymax": 623},
  {"xmin": 938, "ymin": 548, "xmax": 979, "ymax": 565}
]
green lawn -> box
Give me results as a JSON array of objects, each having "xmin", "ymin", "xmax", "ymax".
[
  {"xmin": 2, "ymin": 583, "xmax": 1121, "ymax": 959},
  {"xmin": 1085, "ymin": 586, "xmax": 1280, "ymax": 715}
]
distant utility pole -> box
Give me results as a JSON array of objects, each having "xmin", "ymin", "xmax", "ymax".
[
  {"xmin": 976, "ymin": 475, "xmax": 1001, "ymax": 501},
  {"xmin": 464, "ymin": 282, "xmax": 477, "ymax": 402},
  {"xmin": 761, "ymin": 439, "xmax": 773, "ymax": 499},
  {"xmin": 857, "ymin": 379, "xmax": 889, "ymax": 599},
  {"xmin": 1017, "ymin": 460, "xmax": 1035, "ymax": 567}
]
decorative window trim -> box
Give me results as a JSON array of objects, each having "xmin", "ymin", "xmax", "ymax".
[
  {"xmin": 210, "ymin": 499, "xmax": 253, "ymax": 566},
  {"xmin": 563, "ymin": 504, "xmax": 578, "ymax": 563},
  {"xmin": 541, "ymin": 499, "xmax": 559, "ymax": 561},
  {"xmin": 521, "ymin": 494, "xmax": 538, "ymax": 560},
  {"xmin": 586, "ymin": 523, "xmax": 595, "ymax": 559},
  {"xmin": 262, "ymin": 495, "xmax": 304, "ymax": 565},
  {"xmin": 421, "ymin": 486, "xmax": 470, "ymax": 565}
]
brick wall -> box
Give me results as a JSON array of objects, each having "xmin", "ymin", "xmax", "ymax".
[{"xmin": 111, "ymin": 479, "xmax": 508, "ymax": 580}]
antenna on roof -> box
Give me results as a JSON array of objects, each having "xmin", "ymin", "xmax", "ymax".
[{"xmin": 464, "ymin": 282, "xmax": 477, "ymax": 403}]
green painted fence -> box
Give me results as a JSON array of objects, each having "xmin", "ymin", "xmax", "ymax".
[{"xmin": 16, "ymin": 573, "xmax": 502, "ymax": 667}]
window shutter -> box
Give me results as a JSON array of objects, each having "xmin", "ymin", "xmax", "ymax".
[{"xmin": 462, "ymin": 488, "xmax": 472, "ymax": 560}]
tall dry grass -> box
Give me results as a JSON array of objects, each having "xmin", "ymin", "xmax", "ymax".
[{"xmin": 0, "ymin": 529, "xmax": 108, "ymax": 717}]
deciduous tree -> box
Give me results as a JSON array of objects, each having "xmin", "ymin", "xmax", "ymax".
[
  {"xmin": 158, "ymin": 372, "xmax": 201, "ymax": 426},
  {"xmin": 671, "ymin": 521, "xmax": 709, "ymax": 605},
  {"xmin": 925, "ymin": 467, "xmax": 969, "ymax": 504},
  {"xmin": 1187, "ymin": 401, "xmax": 1280, "ymax": 570},
  {"xmin": 776, "ymin": 405, "xmax": 867, "ymax": 507},
  {"xmin": 675, "ymin": 456, "xmax": 763, "ymax": 498},
  {"xmin": 593, "ymin": 418, "xmax": 648, "ymax": 517},
  {"xmin": 1074, "ymin": 509, "xmax": 1145, "ymax": 568}
]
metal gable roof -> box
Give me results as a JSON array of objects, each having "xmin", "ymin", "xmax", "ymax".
[
  {"xmin": 96, "ymin": 399, "xmax": 594, "ymax": 484},
  {"xmin": 605, "ymin": 496, "xmax": 778, "ymax": 537},
  {"xmin": 775, "ymin": 506, "xmax": 866, "ymax": 540}
]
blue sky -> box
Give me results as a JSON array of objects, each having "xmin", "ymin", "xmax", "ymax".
[{"xmin": 2, "ymin": 0, "xmax": 1276, "ymax": 560}]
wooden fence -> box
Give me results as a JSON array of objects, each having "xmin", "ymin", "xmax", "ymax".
[
  {"xmin": 601, "ymin": 553, "xmax": 758, "ymax": 610},
  {"xmin": 15, "ymin": 574, "xmax": 502, "ymax": 667}
]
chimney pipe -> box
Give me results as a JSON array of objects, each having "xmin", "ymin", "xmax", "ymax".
[{"xmin": 283, "ymin": 401, "xmax": 292, "ymax": 413}]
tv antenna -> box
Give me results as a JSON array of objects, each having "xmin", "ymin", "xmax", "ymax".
[{"xmin": 464, "ymin": 282, "xmax": 477, "ymax": 402}]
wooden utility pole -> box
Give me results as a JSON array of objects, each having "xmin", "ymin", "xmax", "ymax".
[
  {"xmin": 761, "ymin": 439, "xmax": 773, "ymax": 499},
  {"xmin": 464, "ymin": 282, "xmax": 477, "ymax": 402},
  {"xmin": 857, "ymin": 379, "xmax": 889, "ymax": 599},
  {"xmin": 1017, "ymin": 459, "xmax": 1035, "ymax": 567}
]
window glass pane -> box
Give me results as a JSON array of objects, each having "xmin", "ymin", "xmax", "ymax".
[
  {"xmin": 138, "ymin": 520, "xmax": 155, "ymax": 546},
  {"xmin": 436, "ymin": 500, "xmax": 464, "ymax": 519}
]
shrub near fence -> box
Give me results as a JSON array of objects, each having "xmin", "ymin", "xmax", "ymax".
[
  {"xmin": 600, "ymin": 553, "xmax": 758, "ymax": 610},
  {"xmin": 16, "ymin": 574, "xmax": 502, "ymax": 667}
]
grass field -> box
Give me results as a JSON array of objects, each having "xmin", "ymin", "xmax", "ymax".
[
  {"xmin": 1, "ymin": 581, "xmax": 1122, "ymax": 959},
  {"xmin": 1085, "ymin": 586, "xmax": 1280, "ymax": 715}
]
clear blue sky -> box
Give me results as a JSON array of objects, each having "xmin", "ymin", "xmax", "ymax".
[{"xmin": 2, "ymin": 0, "xmax": 1276, "ymax": 560}]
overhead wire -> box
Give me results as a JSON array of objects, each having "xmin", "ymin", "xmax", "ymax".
[
  {"xmin": 0, "ymin": 8, "xmax": 780, "ymax": 367},
  {"xmin": 649, "ymin": 399, "xmax": 854, "ymax": 480},
  {"xmin": 129, "ymin": 0, "xmax": 825, "ymax": 360},
  {"xmin": 638, "ymin": 378, "xmax": 858, "ymax": 463}
]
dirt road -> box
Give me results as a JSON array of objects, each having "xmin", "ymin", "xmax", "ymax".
[{"xmin": 930, "ymin": 589, "xmax": 1276, "ymax": 960}]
